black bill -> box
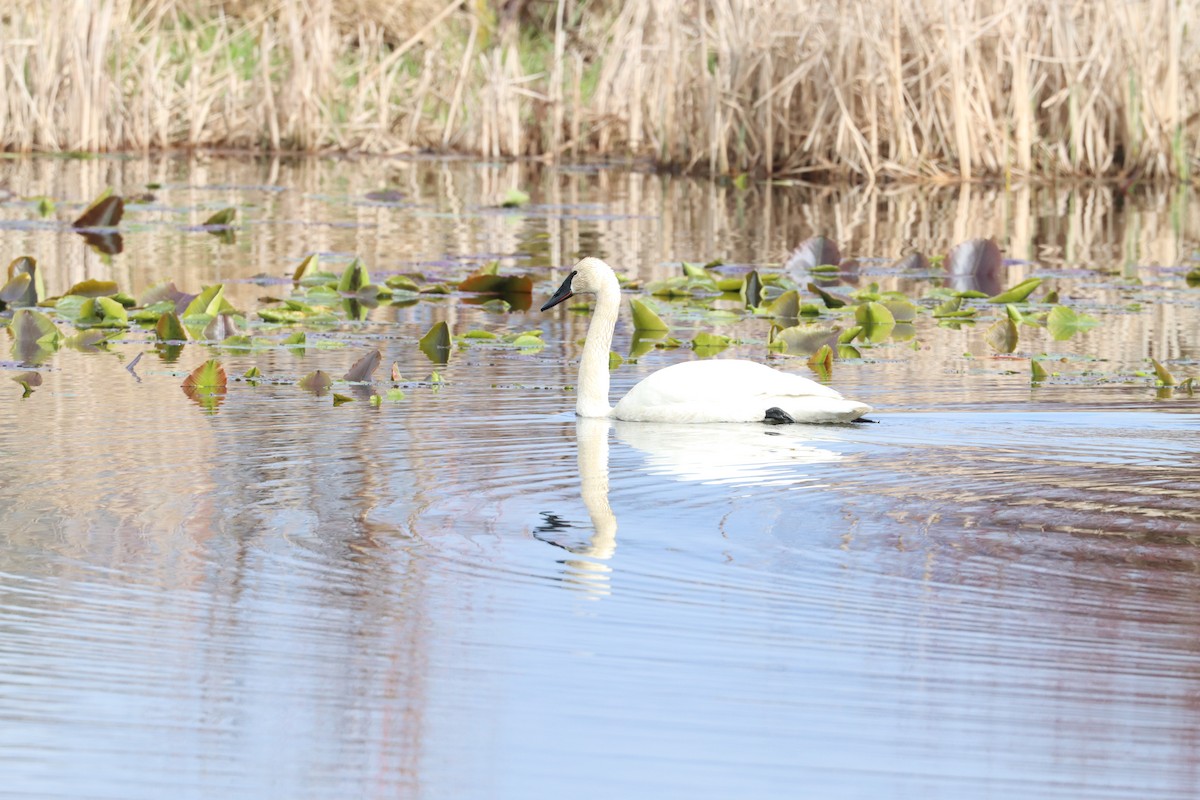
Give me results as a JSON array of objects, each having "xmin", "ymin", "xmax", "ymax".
[{"xmin": 540, "ymin": 270, "xmax": 577, "ymax": 311}]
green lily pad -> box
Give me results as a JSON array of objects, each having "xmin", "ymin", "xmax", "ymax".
[
  {"xmin": 1031, "ymin": 359, "xmax": 1049, "ymax": 381},
  {"xmin": 1046, "ymin": 305, "xmax": 1098, "ymax": 340},
  {"xmin": 808, "ymin": 282, "xmax": 851, "ymax": 309},
  {"xmin": 385, "ymin": 274, "xmax": 421, "ymax": 292},
  {"xmin": 184, "ymin": 284, "xmax": 228, "ymax": 318},
  {"xmin": 181, "ymin": 359, "xmax": 227, "ymax": 396},
  {"xmin": 338, "ymin": 259, "xmax": 370, "ymax": 293},
  {"xmin": 630, "ymin": 298, "xmax": 669, "ymax": 332},
  {"xmin": 0, "ymin": 272, "xmax": 32, "ymax": 305},
  {"xmin": 419, "ymin": 320, "xmax": 452, "ymax": 363},
  {"xmin": 203, "ymin": 208, "xmax": 237, "ymax": 226},
  {"xmin": 985, "ymin": 318, "xmax": 1019, "ymax": 353},
  {"xmin": 608, "ymin": 351, "xmax": 623, "ymax": 370},
  {"xmin": 758, "ymin": 289, "xmax": 800, "ymax": 318},
  {"xmin": 854, "ymin": 301, "xmax": 895, "ymax": 326},
  {"xmin": 987, "ymin": 278, "xmax": 1042, "ymax": 304},
  {"xmin": 1151, "ymin": 358, "xmax": 1177, "ymax": 386},
  {"xmin": 501, "ymin": 188, "xmax": 530, "ymax": 207},
  {"xmin": 771, "ymin": 324, "xmax": 840, "ymax": 356},
  {"xmin": 332, "ymin": 393, "xmax": 354, "ymax": 405},
  {"xmin": 67, "ymin": 279, "xmax": 119, "ymax": 298},
  {"xmin": 299, "ymin": 370, "xmax": 333, "ymax": 394},
  {"xmin": 5, "ymin": 256, "xmax": 43, "ymax": 307},
  {"xmin": 741, "ymin": 270, "xmax": 762, "ymax": 307},
  {"xmin": 11, "ymin": 308, "xmax": 61, "ymax": 345}
]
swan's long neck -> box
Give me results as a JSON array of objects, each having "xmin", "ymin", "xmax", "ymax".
[{"xmin": 576, "ymin": 276, "xmax": 619, "ymax": 418}]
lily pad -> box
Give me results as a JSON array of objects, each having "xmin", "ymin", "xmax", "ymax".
[
  {"xmin": 758, "ymin": 289, "xmax": 800, "ymax": 318},
  {"xmin": 338, "ymin": 259, "xmax": 371, "ymax": 294},
  {"xmin": 299, "ymin": 370, "xmax": 333, "ymax": 394},
  {"xmin": 987, "ymin": 277, "xmax": 1042, "ymax": 304},
  {"xmin": 344, "ymin": 350, "xmax": 382, "ymax": 382},
  {"xmin": 985, "ymin": 318, "xmax": 1019, "ymax": 353},
  {"xmin": 1151, "ymin": 358, "xmax": 1177, "ymax": 386},
  {"xmin": 12, "ymin": 370, "xmax": 42, "ymax": 397},
  {"xmin": 501, "ymin": 188, "xmax": 530, "ymax": 207},
  {"xmin": 1031, "ymin": 360, "xmax": 1049, "ymax": 381},
  {"xmin": 741, "ymin": 270, "xmax": 762, "ymax": 308},
  {"xmin": 11, "ymin": 308, "xmax": 61, "ymax": 345},
  {"xmin": 807, "ymin": 344, "xmax": 833, "ymax": 377},
  {"xmin": 418, "ymin": 320, "xmax": 452, "ymax": 363},
  {"xmin": 771, "ymin": 324, "xmax": 840, "ymax": 356},
  {"xmin": 6, "ymin": 256, "xmax": 43, "ymax": 306},
  {"xmin": 67, "ymin": 279, "xmax": 120, "ymax": 298},
  {"xmin": 0, "ymin": 273, "xmax": 32, "ymax": 305},
  {"xmin": 72, "ymin": 189, "xmax": 124, "ymax": 228},
  {"xmin": 203, "ymin": 208, "xmax": 237, "ymax": 226},
  {"xmin": 854, "ymin": 301, "xmax": 895, "ymax": 327},
  {"xmin": 1046, "ymin": 305, "xmax": 1098, "ymax": 340},
  {"xmin": 808, "ymin": 282, "xmax": 851, "ymax": 309},
  {"xmin": 458, "ymin": 271, "xmax": 533, "ymax": 295},
  {"xmin": 630, "ymin": 298, "xmax": 669, "ymax": 332}
]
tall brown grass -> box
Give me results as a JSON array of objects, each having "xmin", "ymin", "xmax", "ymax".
[{"xmin": 1, "ymin": 0, "xmax": 1197, "ymax": 180}]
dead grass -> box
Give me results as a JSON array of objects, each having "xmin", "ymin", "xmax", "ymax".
[{"xmin": 1, "ymin": 0, "xmax": 1197, "ymax": 180}]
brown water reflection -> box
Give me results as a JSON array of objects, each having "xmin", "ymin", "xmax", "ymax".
[{"xmin": 1, "ymin": 156, "xmax": 1200, "ymax": 799}]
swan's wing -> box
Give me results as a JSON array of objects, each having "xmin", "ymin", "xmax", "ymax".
[
  {"xmin": 614, "ymin": 359, "xmax": 868, "ymax": 423},
  {"xmin": 624, "ymin": 359, "xmax": 844, "ymax": 405}
]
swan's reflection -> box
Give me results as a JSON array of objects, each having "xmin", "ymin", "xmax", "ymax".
[{"xmin": 543, "ymin": 418, "xmax": 849, "ymax": 594}]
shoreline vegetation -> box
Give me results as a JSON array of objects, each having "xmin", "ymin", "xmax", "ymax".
[{"xmin": 1, "ymin": 0, "xmax": 1197, "ymax": 182}]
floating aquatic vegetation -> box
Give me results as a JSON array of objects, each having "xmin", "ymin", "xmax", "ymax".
[
  {"xmin": 72, "ymin": 188, "xmax": 124, "ymax": 228},
  {"xmin": 344, "ymin": 350, "xmax": 382, "ymax": 382},
  {"xmin": 985, "ymin": 318, "xmax": 1020, "ymax": 353},
  {"xmin": 808, "ymin": 282, "xmax": 850, "ymax": 309},
  {"xmin": 1151, "ymin": 358, "xmax": 1176, "ymax": 386},
  {"xmin": 741, "ymin": 270, "xmax": 762, "ymax": 307},
  {"xmin": 458, "ymin": 262, "xmax": 533, "ymax": 295},
  {"xmin": 332, "ymin": 393, "xmax": 354, "ymax": 405},
  {"xmin": 1031, "ymin": 360, "xmax": 1049, "ymax": 381},
  {"xmin": 500, "ymin": 188, "xmax": 530, "ymax": 208},
  {"xmin": 298, "ymin": 369, "xmax": 333, "ymax": 395},
  {"xmin": 854, "ymin": 301, "xmax": 895, "ymax": 327},
  {"xmin": 181, "ymin": 359, "xmax": 227, "ymax": 411},
  {"xmin": 2, "ymin": 256, "xmax": 41, "ymax": 307},
  {"xmin": 1046, "ymin": 305, "xmax": 1098, "ymax": 340},
  {"xmin": 155, "ymin": 312, "xmax": 188, "ymax": 342},
  {"xmin": 203, "ymin": 208, "xmax": 237, "ymax": 226},
  {"xmin": 337, "ymin": 259, "xmax": 371, "ymax": 294},
  {"xmin": 769, "ymin": 323, "xmax": 840, "ymax": 356},
  {"xmin": 11, "ymin": 370, "xmax": 42, "ymax": 397},
  {"xmin": 756, "ymin": 289, "xmax": 800, "ymax": 318},
  {"xmin": 987, "ymin": 277, "xmax": 1042, "ymax": 304},
  {"xmin": 418, "ymin": 320, "xmax": 452, "ymax": 363},
  {"xmin": 807, "ymin": 344, "xmax": 833, "ymax": 378},
  {"xmin": 630, "ymin": 298, "xmax": 669, "ymax": 332},
  {"xmin": 691, "ymin": 331, "xmax": 731, "ymax": 356}
]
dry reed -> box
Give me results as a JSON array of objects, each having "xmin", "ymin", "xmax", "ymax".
[{"xmin": 1, "ymin": 0, "xmax": 1197, "ymax": 180}]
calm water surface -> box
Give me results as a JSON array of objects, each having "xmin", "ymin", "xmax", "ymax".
[{"xmin": 1, "ymin": 156, "xmax": 1199, "ymax": 799}]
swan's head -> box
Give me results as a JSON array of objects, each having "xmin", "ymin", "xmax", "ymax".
[{"xmin": 540, "ymin": 257, "xmax": 617, "ymax": 311}]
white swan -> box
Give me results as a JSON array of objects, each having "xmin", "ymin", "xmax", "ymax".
[{"xmin": 541, "ymin": 257, "xmax": 872, "ymax": 424}]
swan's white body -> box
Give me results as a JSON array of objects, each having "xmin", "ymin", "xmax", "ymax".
[{"xmin": 542, "ymin": 258, "xmax": 872, "ymax": 424}]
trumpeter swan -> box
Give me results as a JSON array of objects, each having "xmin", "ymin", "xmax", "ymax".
[{"xmin": 540, "ymin": 258, "xmax": 872, "ymax": 424}]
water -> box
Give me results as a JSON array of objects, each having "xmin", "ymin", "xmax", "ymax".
[{"xmin": 1, "ymin": 156, "xmax": 1199, "ymax": 799}]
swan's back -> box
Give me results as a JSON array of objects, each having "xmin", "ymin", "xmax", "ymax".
[{"xmin": 612, "ymin": 359, "xmax": 870, "ymax": 424}]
